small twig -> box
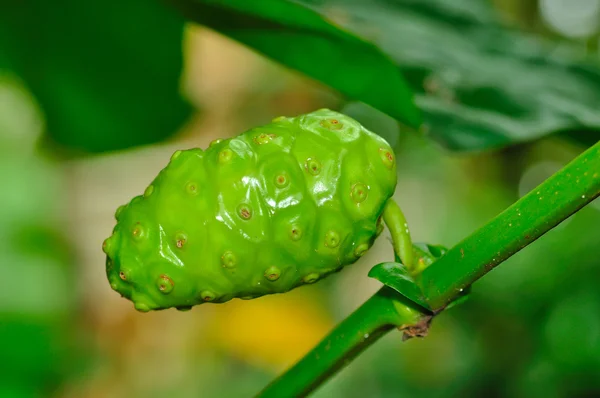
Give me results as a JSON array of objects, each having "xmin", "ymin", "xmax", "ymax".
[{"xmin": 256, "ymin": 288, "xmax": 428, "ymax": 398}]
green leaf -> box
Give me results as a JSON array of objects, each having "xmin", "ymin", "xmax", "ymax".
[
  {"xmin": 368, "ymin": 262, "xmax": 432, "ymax": 311},
  {"xmin": 1, "ymin": 0, "xmax": 191, "ymax": 153},
  {"xmin": 170, "ymin": 0, "xmax": 421, "ymax": 129},
  {"xmin": 296, "ymin": 0, "xmax": 600, "ymax": 151},
  {"xmin": 370, "ymin": 243, "xmax": 449, "ymax": 311},
  {"xmin": 371, "ymin": 242, "xmax": 470, "ymax": 311}
]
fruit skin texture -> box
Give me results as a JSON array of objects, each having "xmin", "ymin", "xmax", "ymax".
[{"xmin": 103, "ymin": 109, "xmax": 397, "ymax": 312}]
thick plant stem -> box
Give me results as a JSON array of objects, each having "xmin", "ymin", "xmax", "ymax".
[
  {"xmin": 383, "ymin": 199, "xmax": 414, "ymax": 271},
  {"xmin": 419, "ymin": 140, "xmax": 600, "ymax": 309},
  {"xmin": 256, "ymin": 287, "xmax": 426, "ymax": 398},
  {"xmin": 257, "ymin": 142, "xmax": 599, "ymax": 397}
]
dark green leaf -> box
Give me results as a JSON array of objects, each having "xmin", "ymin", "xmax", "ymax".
[
  {"xmin": 1, "ymin": 0, "xmax": 191, "ymax": 153},
  {"xmin": 170, "ymin": 0, "xmax": 421, "ymax": 129},
  {"xmin": 297, "ymin": 0, "xmax": 600, "ymax": 151},
  {"xmin": 559, "ymin": 131, "xmax": 600, "ymax": 148}
]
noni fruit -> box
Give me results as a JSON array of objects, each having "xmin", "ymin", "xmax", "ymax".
[{"xmin": 103, "ymin": 109, "xmax": 398, "ymax": 312}]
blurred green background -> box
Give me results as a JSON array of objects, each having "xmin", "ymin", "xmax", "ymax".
[{"xmin": 1, "ymin": 0, "xmax": 600, "ymax": 397}]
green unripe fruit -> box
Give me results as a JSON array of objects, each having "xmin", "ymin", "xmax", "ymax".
[{"xmin": 103, "ymin": 109, "xmax": 397, "ymax": 311}]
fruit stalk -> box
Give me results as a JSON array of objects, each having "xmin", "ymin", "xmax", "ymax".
[{"xmin": 383, "ymin": 199, "xmax": 415, "ymax": 271}]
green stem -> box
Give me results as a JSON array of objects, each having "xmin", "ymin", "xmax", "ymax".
[
  {"xmin": 256, "ymin": 287, "xmax": 426, "ymax": 398},
  {"xmin": 419, "ymin": 140, "xmax": 600, "ymax": 309},
  {"xmin": 258, "ymin": 142, "xmax": 599, "ymax": 396},
  {"xmin": 383, "ymin": 199, "xmax": 414, "ymax": 271}
]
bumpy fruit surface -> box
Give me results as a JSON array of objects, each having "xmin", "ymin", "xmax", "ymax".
[{"xmin": 103, "ymin": 109, "xmax": 397, "ymax": 312}]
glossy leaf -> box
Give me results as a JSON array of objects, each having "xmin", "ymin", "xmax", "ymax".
[
  {"xmin": 170, "ymin": 0, "xmax": 421, "ymax": 129},
  {"xmin": 369, "ymin": 243, "xmax": 458, "ymax": 311},
  {"xmin": 296, "ymin": 0, "xmax": 600, "ymax": 151},
  {"xmin": 1, "ymin": 0, "xmax": 191, "ymax": 153},
  {"xmin": 368, "ymin": 262, "xmax": 432, "ymax": 311}
]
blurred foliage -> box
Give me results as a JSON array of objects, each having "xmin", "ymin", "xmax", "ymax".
[
  {"xmin": 4, "ymin": 0, "xmax": 599, "ymax": 155},
  {"xmin": 0, "ymin": 77, "xmax": 76, "ymax": 397},
  {"xmin": 170, "ymin": 0, "xmax": 421, "ymax": 129},
  {"xmin": 178, "ymin": 0, "xmax": 600, "ymax": 151},
  {"xmin": 1, "ymin": 0, "xmax": 191, "ymax": 153},
  {"xmin": 295, "ymin": 0, "xmax": 600, "ymax": 151}
]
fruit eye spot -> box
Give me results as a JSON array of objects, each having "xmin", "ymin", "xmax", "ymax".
[
  {"xmin": 379, "ymin": 148, "xmax": 395, "ymax": 169},
  {"xmin": 305, "ymin": 158, "xmax": 321, "ymax": 175},
  {"xmin": 303, "ymin": 273, "xmax": 320, "ymax": 284},
  {"xmin": 325, "ymin": 230, "xmax": 341, "ymax": 248},
  {"xmin": 218, "ymin": 148, "xmax": 234, "ymax": 164},
  {"xmin": 274, "ymin": 173, "xmax": 289, "ymax": 188},
  {"xmin": 170, "ymin": 150, "xmax": 182, "ymax": 161},
  {"xmin": 185, "ymin": 182, "xmax": 198, "ymax": 195},
  {"xmin": 131, "ymin": 222, "xmax": 145, "ymax": 241},
  {"xmin": 254, "ymin": 133, "xmax": 276, "ymax": 145},
  {"xmin": 351, "ymin": 183, "xmax": 368, "ymax": 203},
  {"xmin": 320, "ymin": 119, "xmax": 343, "ymax": 130},
  {"xmin": 221, "ymin": 251, "xmax": 237, "ymax": 268},
  {"xmin": 175, "ymin": 232, "xmax": 188, "ymax": 248},
  {"xmin": 156, "ymin": 275, "xmax": 174, "ymax": 294},
  {"xmin": 143, "ymin": 185, "xmax": 154, "ymax": 197},
  {"xmin": 237, "ymin": 204, "xmax": 252, "ymax": 220},
  {"xmin": 102, "ymin": 238, "xmax": 111, "ymax": 254},
  {"xmin": 264, "ymin": 266, "xmax": 281, "ymax": 281},
  {"xmin": 114, "ymin": 204, "xmax": 126, "ymax": 220},
  {"xmin": 289, "ymin": 225, "xmax": 303, "ymax": 241},
  {"xmin": 119, "ymin": 271, "xmax": 127, "ymax": 281},
  {"xmin": 355, "ymin": 243, "xmax": 370, "ymax": 257},
  {"xmin": 201, "ymin": 290, "xmax": 216, "ymax": 301}
]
